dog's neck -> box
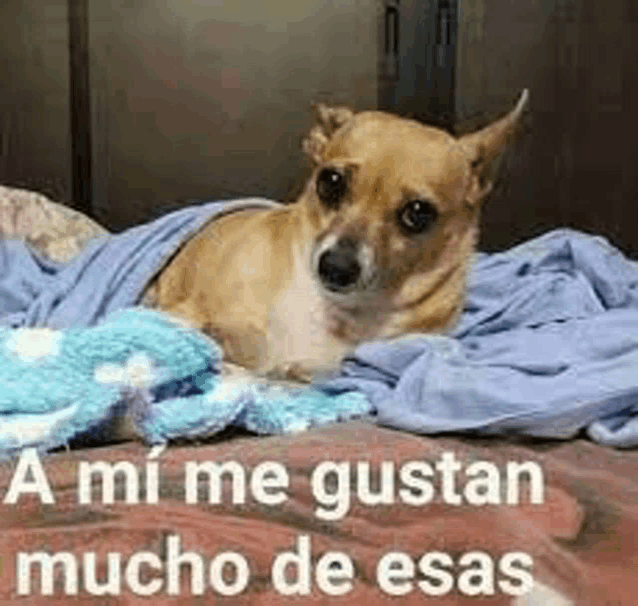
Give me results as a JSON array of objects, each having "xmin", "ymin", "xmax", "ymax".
[{"xmin": 387, "ymin": 221, "xmax": 478, "ymax": 336}]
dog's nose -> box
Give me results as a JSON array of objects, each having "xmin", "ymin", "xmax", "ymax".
[{"xmin": 317, "ymin": 238, "xmax": 361, "ymax": 291}]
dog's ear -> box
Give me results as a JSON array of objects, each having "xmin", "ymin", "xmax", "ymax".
[
  {"xmin": 302, "ymin": 103, "xmax": 355, "ymax": 164},
  {"xmin": 459, "ymin": 89, "xmax": 529, "ymax": 205}
]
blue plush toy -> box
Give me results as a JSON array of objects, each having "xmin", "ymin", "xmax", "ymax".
[{"xmin": 0, "ymin": 308, "xmax": 371, "ymax": 458}]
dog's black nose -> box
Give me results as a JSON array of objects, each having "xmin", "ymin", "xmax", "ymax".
[{"xmin": 318, "ymin": 239, "xmax": 361, "ymax": 290}]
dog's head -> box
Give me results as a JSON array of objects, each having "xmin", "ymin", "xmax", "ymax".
[{"xmin": 299, "ymin": 91, "xmax": 529, "ymax": 330}]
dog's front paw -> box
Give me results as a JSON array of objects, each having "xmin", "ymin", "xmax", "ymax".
[{"xmin": 264, "ymin": 362, "xmax": 313, "ymax": 384}]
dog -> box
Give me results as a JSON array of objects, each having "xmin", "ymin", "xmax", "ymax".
[{"xmin": 147, "ymin": 90, "xmax": 529, "ymax": 383}]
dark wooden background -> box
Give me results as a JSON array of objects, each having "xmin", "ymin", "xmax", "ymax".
[
  {"xmin": 0, "ymin": 0, "xmax": 636, "ymax": 253},
  {"xmin": 455, "ymin": 0, "xmax": 638, "ymax": 252}
]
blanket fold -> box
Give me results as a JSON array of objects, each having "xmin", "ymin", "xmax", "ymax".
[
  {"xmin": 322, "ymin": 229, "xmax": 638, "ymax": 447},
  {"xmin": 0, "ymin": 198, "xmax": 278, "ymax": 329}
]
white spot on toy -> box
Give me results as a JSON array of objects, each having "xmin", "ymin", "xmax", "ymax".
[
  {"xmin": 0, "ymin": 404, "xmax": 78, "ymax": 448},
  {"xmin": 6, "ymin": 328, "xmax": 61, "ymax": 362},
  {"xmin": 95, "ymin": 352, "xmax": 157, "ymax": 388},
  {"xmin": 210, "ymin": 377, "xmax": 253, "ymax": 402}
]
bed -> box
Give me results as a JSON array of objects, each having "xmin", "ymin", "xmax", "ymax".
[{"xmin": 0, "ymin": 185, "xmax": 636, "ymax": 604}]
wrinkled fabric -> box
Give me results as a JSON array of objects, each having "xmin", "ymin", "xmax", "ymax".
[
  {"xmin": 0, "ymin": 198, "xmax": 278, "ymax": 329},
  {"xmin": 324, "ymin": 229, "xmax": 638, "ymax": 448}
]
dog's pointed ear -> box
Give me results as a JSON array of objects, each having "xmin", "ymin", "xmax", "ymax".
[
  {"xmin": 459, "ymin": 89, "xmax": 529, "ymax": 205},
  {"xmin": 302, "ymin": 103, "xmax": 355, "ymax": 164}
]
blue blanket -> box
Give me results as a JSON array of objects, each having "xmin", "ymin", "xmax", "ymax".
[
  {"xmin": 323, "ymin": 228, "xmax": 638, "ymax": 448},
  {"xmin": 0, "ymin": 198, "xmax": 278, "ymax": 329},
  {"xmin": 2, "ymin": 198, "xmax": 638, "ymax": 451}
]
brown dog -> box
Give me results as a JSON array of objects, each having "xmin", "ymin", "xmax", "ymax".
[{"xmin": 149, "ymin": 91, "xmax": 529, "ymax": 382}]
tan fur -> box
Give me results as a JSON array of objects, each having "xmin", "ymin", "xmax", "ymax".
[{"xmin": 150, "ymin": 91, "xmax": 529, "ymax": 381}]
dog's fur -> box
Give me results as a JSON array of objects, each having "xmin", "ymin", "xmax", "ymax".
[{"xmin": 148, "ymin": 91, "xmax": 529, "ymax": 382}]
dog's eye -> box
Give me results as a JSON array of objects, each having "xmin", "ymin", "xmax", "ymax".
[
  {"xmin": 398, "ymin": 200, "xmax": 438, "ymax": 234},
  {"xmin": 316, "ymin": 168, "xmax": 347, "ymax": 208}
]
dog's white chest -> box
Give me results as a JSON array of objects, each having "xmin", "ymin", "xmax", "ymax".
[{"xmin": 266, "ymin": 269, "xmax": 347, "ymax": 377}]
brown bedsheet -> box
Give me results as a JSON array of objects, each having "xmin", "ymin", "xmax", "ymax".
[{"xmin": 1, "ymin": 423, "xmax": 636, "ymax": 604}]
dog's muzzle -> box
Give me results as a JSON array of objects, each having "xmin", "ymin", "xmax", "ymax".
[{"xmin": 317, "ymin": 237, "xmax": 362, "ymax": 291}]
